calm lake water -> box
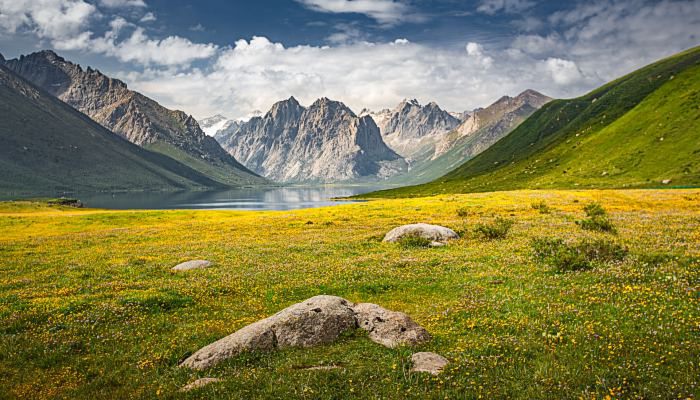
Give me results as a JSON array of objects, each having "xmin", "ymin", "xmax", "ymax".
[{"xmin": 52, "ymin": 185, "xmax": 392, "ymax": 210}]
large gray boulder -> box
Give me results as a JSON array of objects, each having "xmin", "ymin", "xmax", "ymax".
[
  {"xmin": 353, "ymin": 303, "xmax": 431, "ymax": 348},
  {"xmin": 383, "ymin": 223, "xmax": 459, "ymax": 243},
  {"xmin": 180, "ymin": 295, "xmax": 356, "ymax": 370},
  {"xmin": 172, "ymin": 260, "xmax": 212, "ymax": 271},
  {"xmin": 410, "ymin": 352, "xmax": 448, "ymax": 375}
]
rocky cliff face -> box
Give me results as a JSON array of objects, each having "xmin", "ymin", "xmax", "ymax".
[
  {"xmin": 361, "ymin": 99, "xmax": 461, "ymax": 164},
  {"xmin": 434, "ymin": 89, "xmax": 552, "ymax": 158},
  {"xmin": 2, "ymin": 50, "xmax": 264, "ymax": 186},
  {"xmin": 217, "ymin": 97, "xmax": 406, "ymax": 183}
]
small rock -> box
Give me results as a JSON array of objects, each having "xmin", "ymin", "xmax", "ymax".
[
  {"xmin": 383, "ymin": 223, "xmax": 459, "ymax": 244},
  {"xmin": 662, "ymin": 179, "xmax": 672, "ymax": 185},
  {"xmin": 180, "ymin": 377, "xmax": 222, "ymax": 392},
  {"xmin": 411, "ymin": 352, "xmax": 448, "ymax": 375},
  {"xmin": 172, "ymin": 260, "xmax": 211, "ymax": 271},
  {"xmin": 429, "ymin": 241, "xmax": 446, "ymax": 248},
  {"xmin": 353, "ymin": 303, "xmax": 431, "ymax": 348}
]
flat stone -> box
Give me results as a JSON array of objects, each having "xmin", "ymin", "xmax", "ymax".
[
  {"xmin": 180, "ymin": 377, "xmax": 222, "ymax": 392},
  {"xmin": 383, "ymin": 224, "xmax": 459, "ymax": 243},
  {"xmin": 353, "ymin": 303, "xmax": 431, "ymax": 348},
  {"xmin": 172, "ymin": 260, "xmax": 211, "ymax": 271},
  {"xmin": 410, "ymin": 352, "xmax": 448, "ymax": 375}
]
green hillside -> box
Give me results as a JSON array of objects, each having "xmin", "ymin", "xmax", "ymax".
[
  {"xmin": 0, "ymin": 65, "xmax": 227, "ymax": 195},
  {"xmin": 364, "ymin": 46, "xmax": 700, "ymax": 198}
]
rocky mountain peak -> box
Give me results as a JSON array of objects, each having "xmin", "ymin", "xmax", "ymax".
[{"xmin": 215, "ymin": 96, "xmax": 406, "ymax": 183}]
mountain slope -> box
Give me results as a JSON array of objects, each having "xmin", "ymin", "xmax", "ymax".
[
  {"xmin": 361, "ymin": 100, "xmax": 461, "ymax": 164},
  {"xmin": 393, "ymin": 90, "xmax": 551, "ymax": 184},
  {"xmin": 217, "ymin": 97, "xmax": 406, "ymax": 183},
  {"xmin": 363, "ymin": 46, "xmax": 700, "ymax": 198},
  {"xmin": 0, "ymin": 65, "xmax": 224, "ymax": 194},
  {"xmin": 2, "ymin": 50, "xmax": 265, "ymax": 186}
]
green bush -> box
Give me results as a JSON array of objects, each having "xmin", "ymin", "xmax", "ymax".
[
  {"xmin": 576, "ymin": 202, "xmax": 616, "ymax": 233},
  {"xmin": 456, "ymin": 207, "xmax": 470, "ymax": 218},
  {"xmin": 531, "ymin": 201, "xmax": 551, "ymax": 214},
  {"xmin": 532, "ymin": 237, "xmax": 628, "ymax": 273},
  {"xmin": 475, "ymin": 217, "xmax": 514, "ymax": 240},
  {"xmin": 397, "ymin": 234, "xmax": 433, "ymax": 248}
]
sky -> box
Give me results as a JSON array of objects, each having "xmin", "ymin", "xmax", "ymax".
[{"xmin": 0, "ymin": 0, "xmax": 699, "ymax": 121}]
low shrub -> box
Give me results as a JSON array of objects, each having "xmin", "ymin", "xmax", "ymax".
[
  {"xmin": 532, "ymin": 237, "xmax": 628, "ymax": 273},
  {"xmin": 475, "ymin": 217, "xmax": 514, "ymax": 240},
  {"xmin": 397, "ymin": 234, "xmax": 433, "ymax": 248},
  {"xmin": 576, "ymin": 202, "xmax": 616, "ymax": 233},
  {"xmin": 456, "ymin": 207, "xmax": 470, "ymax": 218},
  {"xmin": 531, "ymin": 201, "xmax": 551, "ymax": 214}
]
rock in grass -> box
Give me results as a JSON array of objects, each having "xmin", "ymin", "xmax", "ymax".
[
  {"xmin": 180, "ymin": 295, "xmax": 431, "ymax": 370},
  {"xmin": 180, "ymin": 295, "xmax": 356, "ymax": 370},
  {"xmin": 180, "ymin": 377, "xmax": 222, "ymax": 392},
  {"xmin": 383, "ymin": 224, "xmax": 458, "ymax": 244},
  {"xmin": 410, "ymin": 352, "xmax": 448, "ymax": 375},
  {"xmin": 353, "ymin": 303, "xmax": 431, "ymax": 348},
  {"xmin": 172, "ymin": 260, "xmax": 211, "ymax": 271}
]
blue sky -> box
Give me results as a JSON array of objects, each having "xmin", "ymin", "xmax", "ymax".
[{"xmin": 1, "ymin": 0, "xmax": 699, "ymax": 120}]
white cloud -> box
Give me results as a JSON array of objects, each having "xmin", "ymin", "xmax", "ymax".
[
  {"xmin": 98, "ymin": 0, "xmax": 146, "ymax": 8},
  {"xmin": 0, "ymin": 0, "xmax": 97, "ymax": 44},
  {"xmin": 477, "ymin": 0, "xmax": 536, "ymax": 15},
  {"xmin": 121, "ymin": 37, "xmax": 586, "ymax": 120},
  {"xmin": 0, "ymin": 0, "xmax": 217, "ymax": 67},
  {"xmin": 295, "ymin": 0, "xmax": 422, "ymax": 25},
  {"xmin": 543, "ymin": 58, "xmax": 584, "ymax": 85},
  {"xmin": 465, "ymin": 42, "xmax": 494, "ymax": 68},
  {"xmin": 139, "ymin": 12, "xmax": 156, "ymax": 23}
]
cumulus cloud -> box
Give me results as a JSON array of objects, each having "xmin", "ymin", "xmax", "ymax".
[
  {"xmin": 139, "ymin": 12, "xmax": 156, "ymax": 23},
  {"xmin": 0, "ymin": 0, "xmax": 217, "ymax": 67},
  {"xmin": 98, "ymin": 0, "xmax": 146, "ymax": 8},
  {"xmin": 121, "ymin": 36, "xmax": 586, "ymax": 120},
  {"xmin": 477, "ymin": 0, "xmax": 536, "ymax": 15},
  {"xmin": 295, "ymin": 0, "xmax": 422, "ymax": 25}
]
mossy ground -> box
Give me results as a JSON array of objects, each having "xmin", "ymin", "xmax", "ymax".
[{"xmin": 0, "ymin": 189, "xmax": 698, "ymax": 399}]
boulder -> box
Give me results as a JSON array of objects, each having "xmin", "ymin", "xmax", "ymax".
[
  {"xmin": 180, "ymin": 377, "xmax": 222, "ymax": 392},
  {"xmin": 410, "ymin": 352, "xmax": 448, "ymax": 375},
  {"xmin": 383, "ymin": 223, "xmax": 458, "ymax": 243},
  {"xmin": 172, "ymin": 260, "xmax": 211, "ymax": 271},
  {"xmin": 180, "ymin": 295, "xmax": 356, "ymax": 370},
  {"xmin": 353, "ymin": 303, "xmax": 431, "ymax": 348}
]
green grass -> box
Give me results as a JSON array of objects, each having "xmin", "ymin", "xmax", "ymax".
[
  {"xmin": 0, "ymin": 189, "xmax": 698, "ymax": 399},
  {"xmin": 362, "ymin": 46, "xmax": 700, "ymax": 198}
]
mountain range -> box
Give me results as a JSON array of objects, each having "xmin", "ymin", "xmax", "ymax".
[
  {"xmin": 364, "ymin": 45, "xmax": 700, "ymax": 197},
  {"xmin": 0, "ymin": 64, "xmax": 228, "ymax": 194},
  {"xmin": 1, "ymin": 50, "xmax": 264, "ymax": 187},
  {"xmin": 215, "ymin": 97, "xmax": 406, "ymax": 183}
]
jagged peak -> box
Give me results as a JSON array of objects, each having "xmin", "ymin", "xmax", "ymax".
[{"xmin": 0, "ymin": 52, "xmax": 5, "ymax": 63}]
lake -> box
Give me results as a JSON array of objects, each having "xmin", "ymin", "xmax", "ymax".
[{"xmin": 49, "ymin": 185, "xmax": 392, "ymax": 210}]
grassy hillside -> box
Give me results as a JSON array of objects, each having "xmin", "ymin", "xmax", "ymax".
[
  {"xmin": 0, "ymin": 65, "xmax": 226, "ymax": 195},
  {"xmin": 365, "ymin": 46, "xmax": 700, "ymax": 198},
  {"xmin": 1, "ymin": 189, "xmax": 698, "ymax": 398}
]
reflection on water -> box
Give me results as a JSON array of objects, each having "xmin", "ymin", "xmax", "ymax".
[{"xmin": 60, "ymin": 185, "xmax": 392, "ymax": 210}]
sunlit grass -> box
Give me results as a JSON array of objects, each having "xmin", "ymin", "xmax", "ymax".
[{"xmin": 0, "ymin": 189, "xmax": 698, "ymax": 399}]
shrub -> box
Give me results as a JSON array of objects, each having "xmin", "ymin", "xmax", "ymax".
[
  {"xmin": 397, "ymin": 234, "xmax": 433, "ymax": 248},
  {"xmin": 456, "ymin": 207, "xmax": 470, "ymax": 218},
  {"xmin": 475, "ymin": 217, "xmax": 514, "ymax": 240},
  {"xmin": 531, "ymin": 200, "xmax": 551, "ymax": 214},
  {"xmin": 532, "ymin": 237, "xmax": 628, "ymax": 273},
  {"xmin": 576, "ymin": 202, "xmax": 616, "ymax": 233}
]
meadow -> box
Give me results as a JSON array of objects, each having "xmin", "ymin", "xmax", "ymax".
[{"xmin": 0, "ymin": 189, "xmax": 698, "ymax": 399}]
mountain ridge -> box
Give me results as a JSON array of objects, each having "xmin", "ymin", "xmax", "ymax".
[{"xmin": 2, "ymin": 50, "xmax": 265, "ymax": 187}]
